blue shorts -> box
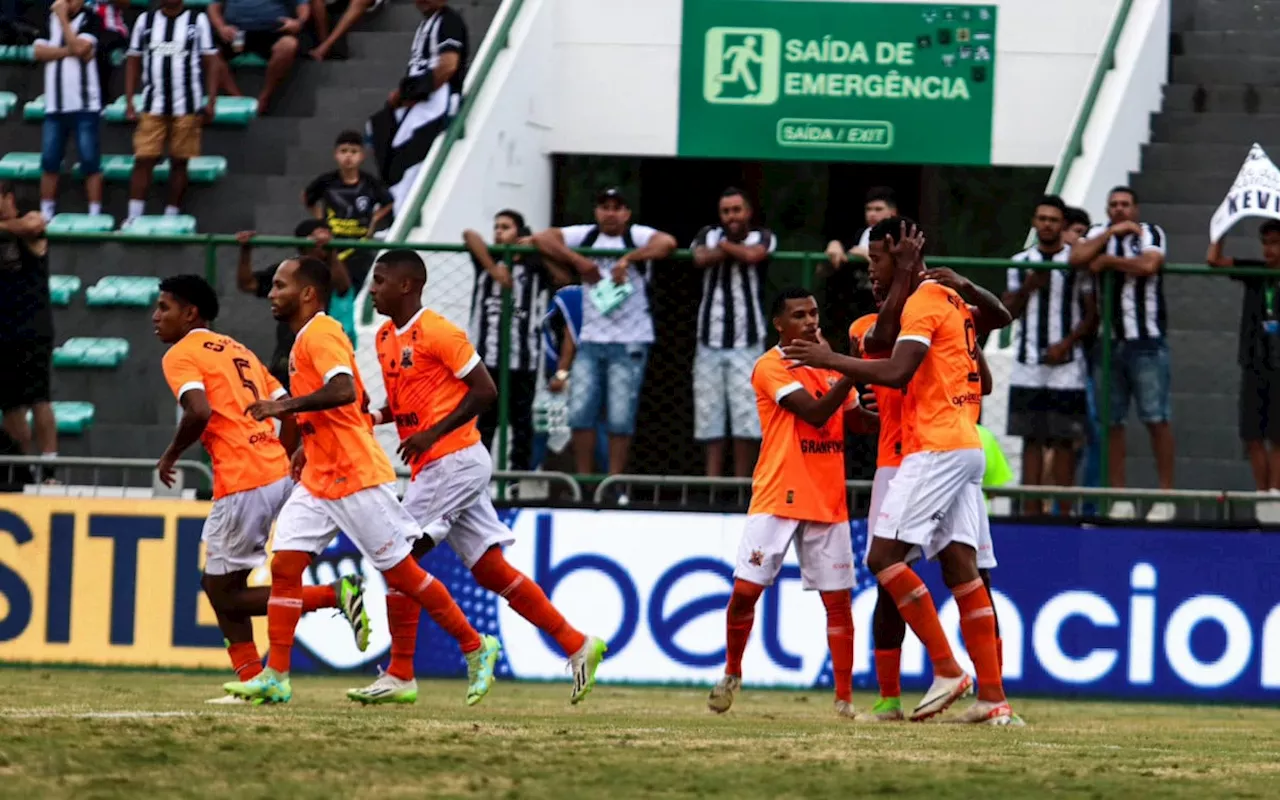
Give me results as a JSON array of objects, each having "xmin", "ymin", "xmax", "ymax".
[
  {"xmin": 568, "ymin": 341, "xmax": 650, "ymax": 436},
  {"xmin": 1109, "ymin": 338, "xmax": 1171, "ymax": 425},
  {"xmin": 41, "ymin": 111, "xmax": 101, "ymax": 176}
]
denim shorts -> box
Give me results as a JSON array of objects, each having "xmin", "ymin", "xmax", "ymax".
[
  {"xmin": 41, "ymin": 111, "xmax": 101, "ymax": 176},
  {"xmin": 1109, "ymin": 337, "xmax": 1171, "ymax": 425},
  {"xmin": 692, "ymin": 344, "xmax": 762, "ymax": 441},
  {"xmin": 568, "ymin": 341, "xmax": 650, "ymax": 436}
]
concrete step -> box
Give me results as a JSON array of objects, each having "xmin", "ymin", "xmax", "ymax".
[
  {"xmin": 347, "ymin": 30, "xmax": 417, "ymax": 59},
  {"xmin": 1185, "ymin": 0, "xmax": 1280, "ymax": 31},
  {"xmin": 1165, "ymin": 234, "xmax": 1261, "ymax": 264},
  {"xmin": 1142, "ymin": 141, "xmax": 1280, "ymax": 172},
  {"xmin": 1163, "ymin": 84, "xmax": 1280, "ymax": 115},
  {"xmin": 1137, "ymin": 202, "xmax": 1219, "ymax": 233},
  {"xmin": 1175, "ymin": 30, "xmax": 1280, "ymax": 56},
  {"xmin": 1171, "ymin": 55, "xmax": 1280, "ymax": 86},
  {"xmin": 1150, "ymin": 112, "xmax": 1280, "ymax": 145},
  {"xmin": 1130, "ymin": 170, "xmax": 1241, "ymax": 205}
]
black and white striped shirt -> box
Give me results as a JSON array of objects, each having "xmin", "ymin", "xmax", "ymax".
[
  {"xmin": 402, "ymin": 7, "xmax": 467, "ymax": 119},
  {"xmin": 1007, "ymin": 245, "xmax": 1091, "ymax": 390},
  {"xmin": 693, "ymin": 226, "xmax": 776, "ymax": 349},
  {"xmin": 1086, "ymin": 221, "xmax": 1168, "ymax": 341},
  {"xmin": 468, "ymin": 252, "xmax": 551, "ymax": 373},
  {"xmin": 36, "ymin": 11, "xmax": 101, "ymax": 114},
  {"xmin": 127, "ymin": 9, "xmax": 216, "ymax": 116}
]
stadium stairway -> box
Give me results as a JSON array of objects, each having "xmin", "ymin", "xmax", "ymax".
[
  {"xmin": 0, "ymin": 0, "xmax": 501, "ymax": 462},
  {"xmin": 1117, "ymin": 0, "xmax": 1280, "ymax": 491}
]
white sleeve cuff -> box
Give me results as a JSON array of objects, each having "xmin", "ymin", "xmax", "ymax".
[
  {"xmin": 898, "ymin": 335, "xmax": 931, "ymax": 347},
  {"xmin": 270, "ymin": 388, "xmax": 288, "ymax": 400},
  {"xmin": 323, "ymin": 365, "xmax": 354, "ymax": 383},
  {"xmin": 176, "ymin": 381, "xmax": 205, "ymax": 399},
  {"xmin": 774, "ymin": 381, "xmax": 803, "ymax": 402},
  {"xmin": 454, "ymin": 352, "xmax": 481, "ymax": 379}
]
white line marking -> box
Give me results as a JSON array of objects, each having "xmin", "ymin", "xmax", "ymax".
[{"xmin": 0, "ymin": 709, "xmax": 198, "ymax": 719}]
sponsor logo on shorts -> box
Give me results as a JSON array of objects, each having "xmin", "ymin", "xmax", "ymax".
[
  {"xmin": 749, "ymin": 548, "xmax": 765, "ymax": 566},
  {"xmin": 831, "ymin": 562, "xmax": 852, "ymax": 571}
]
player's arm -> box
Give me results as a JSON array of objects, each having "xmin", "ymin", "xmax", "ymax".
[
  {"xmin": 784, "ymin": 340, "xmax": 927, "ymax": 390},
  {"xmin": 977, "ymin": 347, "xmax": 993, "ymax": 396},
  {"xmin": 863, "ymin": 223, "xmax": 925, "ymax": 354},
  {"xmin": 778, "ymin": 376, "xmax": 858, "ymax": 429},
  {"xmin": 533, "ymin": 227, "xmax": 602, "ymax": 282},
  {"xmin": 1096, "ymin": 246, "xmax": 1162, "ymax": 277},
  {"xmin": 267, "ymin": 373, "xmax": 356, "ymax": 416},
  {"xmin": 398, "ymin": 362, "xmax": 498, "ymax": 462},
  {"xmin": 464, "ymin": 228, "xmax": 513, "ymax": 288},
  {"xmin": 717, "ymin": 236, "xmax": 771, "ymax": 265},
  {"xmin": 158, "ymin": 349, "xmax": 213, "ymax": 487},
  {"xmin": 924, "ymin": 267, "xmax": 1013, "ymax": 333}
]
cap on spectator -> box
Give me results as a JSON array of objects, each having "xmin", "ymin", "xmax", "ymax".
[
  {"xmin": 295, "ymin": 219, "xmax": 331, "ymax": 238},
  {"xmin": 596, "ymin": 187, "xmax": 628, "ymax": 207}
]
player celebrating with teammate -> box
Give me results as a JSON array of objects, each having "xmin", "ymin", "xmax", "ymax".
[
  {"xmin": 223, "ymin": 257, "xmax": 501, "ymax": 705},
  {"xmin": 353, "ymin": 249, "xmax": 606, "ymax": 705},
  {"xmin": 786, "ymin": 219, "xmax": 1020, "ymax": 726},
  {"xmin": 709, "ymin": 288, "xmax": 860, "ymax": 719}
]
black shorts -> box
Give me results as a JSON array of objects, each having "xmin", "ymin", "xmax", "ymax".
[
  {"xmin": 219, "ymin": 30, "xmax": 292, "ymax": 63},
  {"xmin": 0, "ymin": 339, "xmax": 52, "ymax": 412},
  {"xmin": 1239, "ymin": 367, "xmax": 1280, "ymax": 443},
  {"xmin": 1007, "ymin": 385, "xmax": 1087, "ymax": 444}
]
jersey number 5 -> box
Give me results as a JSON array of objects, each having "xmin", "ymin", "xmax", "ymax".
[
  {"xmin": 963, "ymin": 319, "xmax": 981, "ymax": 383},
  {"xmin": 233, "ymin": 357, "xmax": 261, "ymax": 400}
]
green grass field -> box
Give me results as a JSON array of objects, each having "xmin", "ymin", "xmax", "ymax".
[{"xmin": 1, "ymin": 669, "xmax": 1279, "ymax": 799}]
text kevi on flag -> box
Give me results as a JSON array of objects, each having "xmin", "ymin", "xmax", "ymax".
[{"xmin": 1210, "ymin": 143, "xmax": 1280, "ymax": 242}]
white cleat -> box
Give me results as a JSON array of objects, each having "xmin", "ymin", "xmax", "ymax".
[
  {"xmin": 707, "ymin": 674, "xmax": 741, "ymax": 714},
  {"xmin": 1145, "ymin": 501, "xmax": 1176, "ymax": 522},
  {"xmin": 833, "ymin": 699, "xmax": 856, "ymax": 719},
  {"xmin": 205, "ymin": 694, "xmax": 253, "ymax": 705},
  {"xmin": 910, "ymin": 673, "xmax": 973, "ymax": 721},
  {"xmin": 346, "ymin": 667, "xmax": 419, "ymax": 705},
  {"xmin": 944, "ymin": 699, "xmax": 1026, "ymax": 726},
  {"xmin": 1108, "ymin": 500, "xmax": 1136, "ymax": 520}
]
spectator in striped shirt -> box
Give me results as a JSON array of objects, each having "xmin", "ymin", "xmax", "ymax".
[
  {"xmin": 124, "ymin": 0, "xmax": 218, "ymax": 223},
  {"xmin": 1070, "ymin": 186, "xmax": 1175, "ymax": 521},
  {"xmin": 691, "ymin": 188, "xmax": 776, "ymax": 477},
  {"xmin": 34, "ymin": 0, "xmax": 103, "ymax": 222},
  {"xmin": 1002, "ymin": 195, "xmax": 1097, "ymax": 515}
]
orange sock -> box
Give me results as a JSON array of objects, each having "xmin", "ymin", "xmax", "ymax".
[
  {"xmin": 227, "ymin": 641, "xmax": 261, "ymax": 681},
  {"xmin": 265, "ymin": 551, "xmax": 311, "ymax": 674},
  {"xmin": 876, "ymin": 563, "xmax": 961, "ymax": 678},
  {"xmin": 821, "ymin": 590, "xmax": 854, "ymax": 703},
  {"xmin": 725, "ymin": 579, "xmax": 763, "ymax": 677},
  {"xmin": 472, "ymin": 547, "xmax": 586, "ymax": 656},
  {"xmin": 385, "ymin": 589, "xmax": 421, "ymax": 681},
  {"xmin": 383, "ymin": 557, "xmax": 482, "ymax": 653},
  {"xmin": 954, "ymin": 578, "xmax": 1004, "ymax": 703},
  {"xmin": 301, "ymin": 584, "xmax": 336, "ymax": 612},
  {"xmin": 874, "ymin": 649, "xmax": 902, "ymax": 699}
]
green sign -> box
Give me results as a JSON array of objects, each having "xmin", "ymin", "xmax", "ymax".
[{"xmin": 677, "ymin": 1, "xmax": 997, "ymax": 165}]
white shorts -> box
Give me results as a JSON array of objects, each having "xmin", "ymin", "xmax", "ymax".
[
  {"xmin": 401, "ymin": 442, "xmax": 515, "ymax": 568},
  {"xmin": 734, "ymin": 514, "xmax": 855, "ymax": 591},
  {"xmin": 273, "ymin": 482, "xmax": 418, "ymax": 571},
  {"xmin": 693, "ymin": 344, "xmax": 762, "ymax": 441},
  {"xmin": 865, "ymin": 466, "xmax": 924, "ymax": 564},
  {"xmin": 873, "ymin": 449, "xmax": 987, "ymax": 563},
  {"xmin": 202, "ymin": 476, "xmax": 293, "ymax": 575}
]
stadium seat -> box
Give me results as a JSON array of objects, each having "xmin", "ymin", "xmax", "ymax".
[
  {"xmin": 0, "ymin": 45, "xmax": 35, "ymax": 64},
  {"xmin": 53, "ymin": 337, "xmax": 130, "ymax": 368},
  {"xmin": 122, "ymin": 214, "xmax": 198, "ymax": 235},
  {"xmin": 0, "ymin": 152, "xmax": 42, "ymax": 180},
  {"xmin": 47, "ymin": 213, "xmax": 116, "ymax": 233},
  {"xmin": 0, "ymin": 91, "xmax": 16, "ymax": 119},
  {"xmin": 85, "ymin": 275, "xmax": 161, "ymax": 307},
  {"xmin": 49, "ymin": 275, "xmax": 82, "ymax": 307},
  {"xmin": 75, "ymin": 154, "xmax": 228, "ymax": 183},
  {"xmin": 26, "ymin": 94, "xmax": 259, "ymax": 126},
  {"xmin": 46, "ymin": 401, "xmax": 96, "ymax": 435},
  {"xmin": 230, "ymin": 53, "xmax": 268, "ymax": 68}
]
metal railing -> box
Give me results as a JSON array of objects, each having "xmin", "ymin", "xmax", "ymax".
[
  {"xmin": 0, "ymin": 455, "xmax": 213, "ymax": 496},
  {"xmin": 392, "ymin": 467, "xmax": 583, "ymax": 502}
]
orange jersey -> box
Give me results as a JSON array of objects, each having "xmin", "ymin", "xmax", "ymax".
[
  {"xmin": 897, "ymin": 282, "xmax": 982, "ymax": 455},
  {"xmin": 376, "ymin": 308, "xmax": 483, "ymax": 477},
  {"xmin": 748, "ymin": 347, "xmax": 852, "ymax": 523},
  {"xmin": 849, "ymin": 314, "xmax": 905, "ymax": 469},
  {"xmin": 162, "ymin": 329, "xmax": 290, "ymax": 499},
  {"xmin": 289, "ymin": 313, "xmax": 395, "ymax": 499}
]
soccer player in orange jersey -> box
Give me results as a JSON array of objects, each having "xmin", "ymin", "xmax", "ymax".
[
  {"xmin": 786, "ymin": 218, "xmax": 1022, "ymax": 726},
  {"xmin": 349, "ymin": 249, "xmax": 606, "ymax": 706},
  {"xmin": 223, "ymin": 257, "xmax": 502, "ymax": 705},
  {"xmin": 153, "ymin": 274, "xmax": 368, "ymax": 704},
  {"xmin": 709, "ymin": 287, "xmax": 863, "ymax": 719}
]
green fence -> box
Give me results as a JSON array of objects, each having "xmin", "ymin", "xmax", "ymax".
[{"xmin": 35, "ymin": 230, "xmax": 1275, "ymax": 493}]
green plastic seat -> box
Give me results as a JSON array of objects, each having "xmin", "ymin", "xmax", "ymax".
[
  {"xmin": 27, "ymin": 401, "xmax": 96, "ymax": 435},
  {"xmin": 21, "ymin": 95, "xmax": 43, "ymax": 122},
  {"xmin": 80, "ymin": 95, "xmax": 258, "ymax": 126},
  {"xmin": 47, "ymin": 213, "xmax": 116, "ymax": 233},
  {"xmin": 0, "ymin": 152, "xmax": 42, "ymax": 180},
  {"xmin": 0, "ymin": 45, "xmax": 35, "ymax": 64},
  {"xmin": 53, "ymin": 337, "xmax": 130, "ymax": 368},
  {"xmin": 230, "ymin": 53, "xmax": 267, "ymax": 68},
  {"xmin": 74, "ymin": 154, "xmax": 227, "ymax": 183},
  {"xmin": 122, "ymin": 214, "xmax": 197, "ymax": 235},
  {"xmin": 0, "ymin": 91, "xmax": 16, "ymax": 119},
  {"xmin": 85, "ymin": 275, "xmax": 161, "ymax": 307},
  {"xmin": 49, "ymin": 275, "xmax": 82, "ymax": 307}
]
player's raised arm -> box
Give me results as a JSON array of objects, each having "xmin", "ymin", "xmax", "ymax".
[
  {"xmin": 863, "ymin": 219, "xmax": 924, "ymax": 355},
  {"xmin": 924, "ymin": 267, "xmax": 1013, "ymax": 333}
]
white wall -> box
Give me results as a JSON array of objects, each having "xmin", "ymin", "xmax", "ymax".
[{"xmin": 550, "ymin": 0, "xmax": 1128, "ymax": 166}]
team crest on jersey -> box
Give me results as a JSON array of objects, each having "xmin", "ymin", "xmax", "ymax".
[
  {"xmin": 400, "ymin": 346, "xmax": 414, "ymax": 368},
  {"xmin": 288, "ymin": 354, "xmax": 296, "ymax": 374},
  {"xmin": 749, "ymin": 549, "xmax": 764, "ymax": 567}
]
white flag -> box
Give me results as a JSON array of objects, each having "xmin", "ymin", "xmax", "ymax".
[{"xmin": 1209, "ymin": 143, "xmax": 1280, "ymax": 242}]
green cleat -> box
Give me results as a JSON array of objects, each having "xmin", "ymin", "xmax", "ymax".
[
  {"xmin": 347, "ymin": 667, "xmax": 419, "ymax": 705},
  {"xmin": 464, "ymin": 634, "xmax": 502, "ymax": 706},
  {"xmin": 223, "ymin": 667, "xmax": 292, "ymax": 705},
  {"xmin": 854, "ymin": 695, "xmax": 905, "ymax": 722},
  {"xmin": 335, "ymin": 574, "xmax": 371, "ymax": 652},
  {"xmin": 568, "ymin": 635, "xmax": 607, "ymax": 705}
]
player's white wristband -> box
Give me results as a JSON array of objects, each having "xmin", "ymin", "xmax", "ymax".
[{"xmin": 371, "ymin": 409, "xmax": 384, "ymax": 425}]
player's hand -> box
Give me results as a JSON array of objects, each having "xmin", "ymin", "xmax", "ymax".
[
  {"xmin": 781, "ymin": 338, "xmax": 837, "ymax": 369},
  {"xmin": 548, "ymin": 375, "xmax": 567, "ymax": 393},
  {"xmin": 236, "ymin": 229, "xmax": 256, "ymax": 248},
  {"xmin": 859, "ymin": 390, "xmax": 879, "ymax": 415},
  {"xmin": 923, "ymin": 267, "xmax": 971, "ymax": 294},
  {"xmin": 199, "ymin": 103, "xmax": 215, "ymax": 125},
  {"xmin": 277, "ymin": 16, "xmax": 301, "ymax": 35},
  {"xmin": 289, "ymin": 447, "xmax": 306, "ymax": 481},
  {"xmin": 156, "ymin": 450, "xmax": 178, "ymax": 488},
  {"xmin": 886, "ymin": 221, "xmax": 925, "ymax": 272},
  {"xmin": 398, "ymin": 430, "xmax": 438, "ymax": 463},
  {"xmin": 1044, "ymin": 340, "xmax": 1072, "ymax": 365},
  {"xmin": 610, "ymin": 257, "xmax": 629, "ymax": 285},
  {"xmin": 246, "ymin": 399, "xmax": 288, "ymax": 420}
]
